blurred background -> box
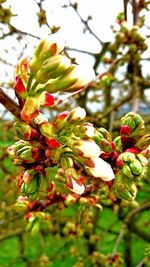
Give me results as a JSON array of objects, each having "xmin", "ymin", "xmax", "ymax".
[{"xmin": 0, "ymin": 1, "xmax": 150, "ymax": 266}]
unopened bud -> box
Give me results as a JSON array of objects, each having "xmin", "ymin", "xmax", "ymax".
[
  {"xmin": 29, "ymin": 33, "xmax": 65, "ymax": 74},
  {"xmin": 129, "ymin": 159, "xmax": 143, "ymax": 176},
  {"xmin": 35, "ymin": 54, "xmax": 71, "ymax": 84},
  {"xmin": 67, "ymin": 107, "xmax": 86, "ymax": 123},
  {"xmin": 61, "ymin": 156, "xmax": 74, "ymax": 169}
]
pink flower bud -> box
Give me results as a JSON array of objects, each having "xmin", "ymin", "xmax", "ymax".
[{"xmin": 85, "ymin": 157, "xmax": 115, "ymax": 181}]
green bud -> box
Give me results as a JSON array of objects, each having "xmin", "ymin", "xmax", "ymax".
[
  {"xmin": 98, "ymin": 127, "xmax": 112, "ymax": 141},
  {"xmin": 25, "ymin": 176, "xmax": 38, "ymax": 194},
  {"xmin": 39, "ymin": 122, "xmax": 56, "ymax": 138},
  {"xmin": 112, "ymin": 179, "xmax": 137, "ymax": 201},
  {"xmin": 13, "ymin": 140, "xmax": 30, "ymax": 152},
  {"xmin": 35, "ymin": 55, "xmax": 71, "ymax": 84},
  {"xmin": 114, "ymin": 136, "xmax": 123, "ymax": 152},
  {"xmin": 39, "ymin": 174, "xmax": 48, "ymax": 192},
  {"xmin": 121, "ymin": 113, "xmax": 135, "ymax": 130},
  {"xmin": 29, "ymin": 34, "xmax": 65, "ymax": 75},
  {"xmin": 61, "ymin": 156, "xmax": 74, "ymax": 169},
  {"xmin": 129, "ymin": 159, "xmax": 143, "ymax": 176},
  {"xmin": 122, "ymin": 152, "xmax": 136, "ymax": 163},
  {"xmin": 122, "ymin": 164, "xmax": 134, "ymax": 179}
]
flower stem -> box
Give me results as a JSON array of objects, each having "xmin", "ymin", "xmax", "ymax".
[{"xmin": 26, "ymin": 75, "xmax": 34, "ymax": 92}]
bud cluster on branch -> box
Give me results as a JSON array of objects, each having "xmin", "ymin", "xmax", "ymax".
[{"xmin": 6, "ymin": 34, "xmax": 150, "ymax": 214}]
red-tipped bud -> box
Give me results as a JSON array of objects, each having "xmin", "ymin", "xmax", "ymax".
[
  {"xmin": 120, "ymin": 125, "xmax": 131, "ymax": 136},
  {"xmin": 45, "ymin": 138, "xmax": 60, "ymax": 148}
]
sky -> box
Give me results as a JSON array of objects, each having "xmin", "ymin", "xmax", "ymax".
[
  {"xmin": 1, "ymin": 0, "xmax": 150, "ymax": 117},
  {"xmin": 8, "ymin": 0, "xmax": 124, "ymax": 51},
  {"xmin": 0, "ymin": 0, "xmax": 124, "ymax": 117}
]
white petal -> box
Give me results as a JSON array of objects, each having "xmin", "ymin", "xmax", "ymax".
[
  {"xmin": 77, "ymin": 141, "xmax": 101, "ymax": 158},
  {"xmin": 85, "ymin": 157, "xmax": 115, "ymax": 181},
  {"xmin": 69, "ymin": 178, "xmax": 85, "ymax": 195}
]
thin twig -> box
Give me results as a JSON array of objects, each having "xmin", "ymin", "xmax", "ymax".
[{"xmin": 68, "ymin": 0, "xmax": 104, "ymax": 46}]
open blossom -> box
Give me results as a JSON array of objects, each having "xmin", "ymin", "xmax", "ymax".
[{"xmin": 85, "ymin": 157, "xmax": 115, "ymax": 181}]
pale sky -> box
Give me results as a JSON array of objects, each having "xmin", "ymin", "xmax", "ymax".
[{"xmin": 1, "ymin": 0, "xmax": 149, "ymax": 117}]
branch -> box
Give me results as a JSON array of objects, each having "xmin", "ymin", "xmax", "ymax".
[
  {"xmin": 0, "ymin": 87, "xmax": 21, "ymax": 120},
  {"xmin": 111, "ymin": 201, "xmax": 150, "ymax": 256},
  {"xmin": 124, "ymin": 200, "xmax": 150, "ymax": 224},
  {"xmin": 68, "ymin": 1, "xmax": 104, "ymax": 46}
]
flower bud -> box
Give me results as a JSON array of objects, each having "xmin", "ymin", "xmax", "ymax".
[
  {"xmin": 12, "ymin": 140, "xmax": 31, "ymax": 152},
  {"xmin": 21, "ymin": 175, "xmax": 38, "ymax": 199},
  {"xmin": 61, "ymin": 156, "xmax": 74, "ymax": 169},
  {"xmin": 35, "ymin": 54, "xmax": 71, "ymax": 84},
  {"xmin": 73, "ymin": 123, "xmax": 95, "ymax": 138},
  {"xmin": 65, "ymin": 168, "xmax": 85, "ymax": 195},
  {"xmin": 68, "ymin": 139, "xmax": 101, "ymax": 158},
  {"xmin": 67, "ymin": 107, "xmax": 86, "ymax": 123},
  {"xmin": 112, "ymin": 173, "xmax": 137, "ymax": 201},
  {"xmin": 122, "ymin": 152, "xmax": 136, "ymax": 162},
  {"xmin": 29, "ymin": 33, "xmax": 65, "ymax": 74},
  {"xmin": 121, "ymin": 112, "xmax": 145, "ymax": 137},
  {"xmin": 114, "ymin": 136, "xmax": 123, "ymax": 152},
  {"xmin": 14, "ymin": 121, "xmax": 38, "ymax": 140},
  {"xmin": 122, "ymin": 164, "xmax": 134, "ymax": 179},
  {"xmin": 85, "ymin": 157, "xmax": 115, "ymax": 181},
  {"xmin": 55, "ymin": 111, "xmax": 69, "ymax": 129},
  {"xmin": 15, "ymin": 141, "xmax": 43, "ymax": 163},
  {"xmin": 93, "ymin": 132, "xmax": 114, "ymax": 152},
  {"xmin": 129, "ymin": 159, "xmax": 143, "ymax": 176},
  {"xmin": 44, "ymin": 64, "xmax": 95, "ymax": 93},
  {"xmin": 39, "ymin": 121, "xmax": 56, "ymax": 138}
]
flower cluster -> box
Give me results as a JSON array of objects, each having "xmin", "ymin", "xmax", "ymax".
[
  {"xmin": 14, "ymin": 33, "xmax": 95, "ymax": 123},
  {"xmin": 8, "ymin": 108, "xmax": 150, "ymax": 207},
  {"xmin": 7, "ymin": 36, "xmax": 150, "ymax": 212}
]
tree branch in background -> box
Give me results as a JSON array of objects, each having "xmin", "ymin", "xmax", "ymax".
[
  {"xmin": 123, "ymin": 0, "xmax": 129, "ymax": 21},
  {"xmin": 0, "ymin": 87, "xmax": 21, "ymax": 120},
  {"xmin": 67, "ymin": 1, "xmax": 104, "ymax": 46},
  {"xmin": 111, "ymin": 200, "xmax": 150, "ymax": 258}
]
